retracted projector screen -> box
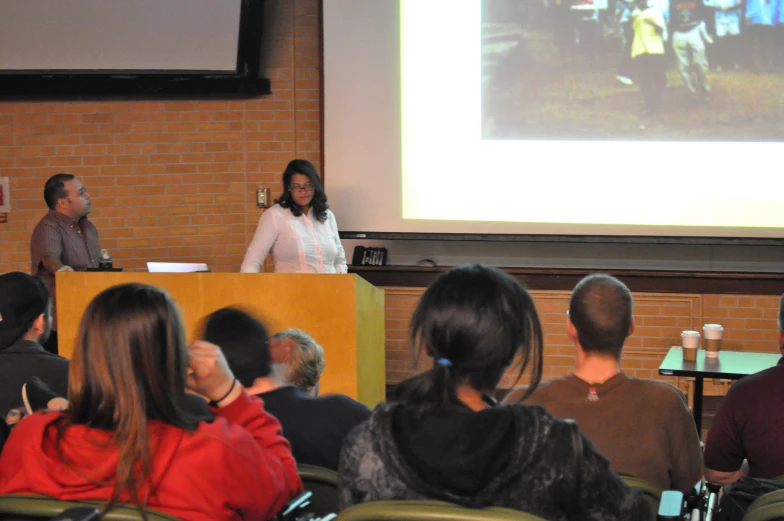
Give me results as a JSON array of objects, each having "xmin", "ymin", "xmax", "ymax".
[{"xmin": 323, "ymin": 0, "xmax": 784, "ymax": 241}]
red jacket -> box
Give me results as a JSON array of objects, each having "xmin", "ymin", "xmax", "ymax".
[{"xmin": 0, "ymin": 391, "xmax": 303, "ymax": 521}]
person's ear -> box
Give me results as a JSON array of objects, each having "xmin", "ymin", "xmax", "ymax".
[
  {"xmin": 269, "ymin": 338, "xmax": 292, "ymax": 364},
  {"xmin": 566, "ymin": 317, "xmax": 578, "ymax": 344},
  {"xmin": 778, "ymin": 330, "xmax": 784, "ymax": 353},
  {"xmin": 628, "ymin": 317, "xmax": 635, "ymax": 337},
  {"xmin": 31, "ymin": 314, "xmax": 46, "ymax": 336}
]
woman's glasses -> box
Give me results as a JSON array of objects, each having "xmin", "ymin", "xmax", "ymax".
[{"xmin": 289, "ymin": 184, "xmax": 314, "ymax": 193}]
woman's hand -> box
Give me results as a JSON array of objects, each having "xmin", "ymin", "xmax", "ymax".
[{"xmin": 187, "ymin": 340, "xmax": 243, "ymax": 407}]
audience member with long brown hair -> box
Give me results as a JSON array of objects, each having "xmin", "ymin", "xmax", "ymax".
[{"xmin": 0, "ymin": 283, "xmax": 302, "ymax": 521}]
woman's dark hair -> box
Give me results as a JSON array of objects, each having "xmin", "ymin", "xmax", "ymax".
[
  {"xmin": 62, "ymin": 283, "xmax": 201, "ymax": 517},
  {"xmin": 275, "ymin": 159, "xmax": 329, "ymax": 223},
  {"xmin": 395, "ymin": 264, "xmax": 544, "ymax": 414}
]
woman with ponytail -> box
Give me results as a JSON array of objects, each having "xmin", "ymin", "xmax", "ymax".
[{"xmin": 337, "ymin": 264, "xmax": 649, "ymax": 521}]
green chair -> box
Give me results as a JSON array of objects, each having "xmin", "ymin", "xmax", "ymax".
[
  {"xmin": 745, "ymin": 490, "xmax": 784, "ymax": 520},
  {"xmin": 0, "ymin": 494, "xmax": 179, "ymax": 521},
  {"xmin": 297, "ymin": 464, "xmax": 339, "ymax": 518},
  {"xmin": 335, "ymin": 500, "xmax": 547, "ymax": 521},
  {"xmin": 743, "ymin": 502, "xmax": 784, "ymax": 521},
  {"xmin": 620, "ymin": 475, "xmax": 663, "ymax": 519}
]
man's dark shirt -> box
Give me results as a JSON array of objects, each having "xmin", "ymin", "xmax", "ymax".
[
  {"xmin": 30, "ymin": 210, "xmax": 101, "ymax": 331},
  {"xmin": 0, "ymin": 339, "xmax": 69, "ymax": 415},
  {"xmin": 705, "ymin": 357, "xmax": 784, "ymax": 479},
  {"xmin": 255, "ymin": 386, "xmax": 371, "ymax": 470},
  {"xmin": 671, "ymin": 0, "xmax": 707, "ymax": 31}
]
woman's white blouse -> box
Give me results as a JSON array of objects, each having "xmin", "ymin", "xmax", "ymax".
[{"xmin": 240, "ymin": 204, "xmax": 348, "ymax": 274}]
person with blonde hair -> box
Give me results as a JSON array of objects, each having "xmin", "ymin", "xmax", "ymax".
[
  {"xmin": 0, "ymin": 283, "xmax": 302, "ymax": 521},
  {"xmin": 269, "ymin": 329, "xmax": 326, "ymax": 396},
  {"xmin": 205, "ymin": 310, "xmax": 370, "ymax": 471}
]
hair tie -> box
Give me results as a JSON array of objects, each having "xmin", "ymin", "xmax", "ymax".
[{"xmin": 436, "ymin": 358, "xmax": 452, "ymax": 368}]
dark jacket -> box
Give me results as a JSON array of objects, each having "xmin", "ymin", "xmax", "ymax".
[
  {"xmin": 338, "ymin": 402, "xmax": 651, "ymax": 521},
  {"xmin": 257, "ymin": 386, "xmax": 372, "ymax": 470},
  {"xmin": 0, "ymin": 339, "xmax": 69, "ymax": 415}
]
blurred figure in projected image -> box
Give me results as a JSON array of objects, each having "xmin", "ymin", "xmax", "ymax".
[
  {"xmin": 240, "ymin": 159, "xmax": 347, "ymax": 274},
  {"xmin": 631, "ymin": 0, "xmax": 667, "ymax": 115},
  {"xmin": 743, "ymin": 0, "xmax": 775, "ymax": 72},
  {"xmin": 704, "ymin": 0, "xmax": 742, "ymax": 71},
  {"xmin": 338, "ymin": 264, "xmax": 650, "ymax": 520},
  {"xmin": 616, "ymin": 0, "xmax": 636, "ymax": 85},
  {"xmin": 671, "ymin": 0, "xmax": 713, "ymax": 103}
]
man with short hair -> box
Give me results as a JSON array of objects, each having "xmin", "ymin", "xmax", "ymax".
[
  {"xmin": 30, "ymin": 173, "xmax": 102, "ymax": 354},
  {"xmin": 703, "ymin": 293, "xmax": 784, "ymax": 485},
  {"xmin": 507, "ymin": 273, "xmax": 702, "ymax": 493},
  {"xmin": 204, "ymin": 308, "xmax": 371, "ymax": 471},
  {"xmin": 0, "ymin": 272, "xmax": 70, "ymax": 416}
]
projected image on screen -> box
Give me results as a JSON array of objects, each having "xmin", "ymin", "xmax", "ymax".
[{"xmin": 481, "ymin": 0, "xmax": 784, "ymax": 141}]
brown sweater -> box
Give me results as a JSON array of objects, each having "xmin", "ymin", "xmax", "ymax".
[{"xmin": 518, "ymin": 373, "xmax": 703, "ymax": 493}]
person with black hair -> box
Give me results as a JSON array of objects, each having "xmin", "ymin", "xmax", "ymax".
[
  {"xmin": 0, "ymin": 272, "xmax": 69, "ymax": 416},
  {"xmin": 30, "ymin": 173, "xmax": 103, "ymax": 354},
  {"xmin": 337, "ymin": 264, "xmax": 649, "ymax": 520},
  {"xmin": 507, "ymin": 274, "xmax": 702, "ymax": 494},
  {"xmin": 240, "ymin": 159, "xmax": 347, "ymax": 274},
  {"xmin": 204, "ymin": 307, "xmax": 370, "ymax": 471}
]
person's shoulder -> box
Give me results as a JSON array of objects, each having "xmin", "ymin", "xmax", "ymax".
[
  {"xmin": 315, "ymin": 394, "xmax": 372, "ymax": 418},
  {"xmin": 624, "ymin": 374, "xmax": 688, "ymax": 405},
  {"xmin": 316, "ymin": 393, "xmax": 369, "ymax": 408},
  {"xmin": 520, "ymin": 376, "xmax": 573, "ymax": 403},
  {"xmin": 31, "ymin": 212, "xmax": 61, "ymax": 232},
  {"xmin": 503, "ymin": 400, "xmax": 558, "ymax": 425},
  {"xmin": 192, "ymin": 415, "xmax": 258, "ymax": 453},
  {"xmin": 724, "ymin": 363, "xmax": 784, "ymax": 397},
  {"xmin": 11, "ymin": 411, "xmax": 64, "ymax": 439}
]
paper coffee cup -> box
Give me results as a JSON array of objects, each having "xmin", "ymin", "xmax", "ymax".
[
  {"xmin": 681, "ymin": 330, "xmax": 700, "ymax": 361},
  {"xmin": 703, "ymin": 324, "xmax": 723, "ymax": 358}
]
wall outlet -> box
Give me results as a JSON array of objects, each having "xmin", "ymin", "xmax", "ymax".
[{"xmin": 256, "ymin": 188, "xmax": 271, "ymax": 208}]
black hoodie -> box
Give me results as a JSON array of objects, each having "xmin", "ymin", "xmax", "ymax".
[{"xmin": 338, "ymin": 402, "xmax": 651, "ymax": 521}]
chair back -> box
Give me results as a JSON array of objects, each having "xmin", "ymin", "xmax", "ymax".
[
  {"xmin": 743, "ymin": 502, "xmax": 784, "ymax": 521},
  {"xmin": 620, "ymin": 475, "xmax": 663, "ymax": 519},
  {"xmin": 0, "ymin": 495, "xmax": 178, "ymax": 521},
  {"xmin": 745, "ymin": 490, "xmax": 784, "ymax": 520},
  {"xmin": 297, "ymin": 464, "xmax": 339, "ymax": 517},
  {"xmin": 335, "ymin": 500, "xmax": 548, "ymax": 521}
]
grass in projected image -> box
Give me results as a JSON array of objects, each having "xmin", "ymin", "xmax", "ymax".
[{"xmin": 481, "ymin": 0, "xmax": 784, "ymax": 141}]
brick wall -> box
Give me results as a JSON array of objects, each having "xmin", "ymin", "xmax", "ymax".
[
  {"xmin": 0, "ymin": 0, "xmax": 320, "ymax": 274},
  {"xmin": 386, "ymin": 289, "xmax": 781, "ymax": 395}
]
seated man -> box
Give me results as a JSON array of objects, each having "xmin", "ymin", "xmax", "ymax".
[
  {"xmin": 204, "ymin": 308, "xmax": 371, "ymax": 471},
  {"xmin": 0, "ymin": 272, "xmax": 69, "ymax": 416},
  {"xmin": 269, "ymin": 329, "xmax": 325, "ymax": 396},
  {"xmin": 703, "ymin": 293, "xmax": 784, "ymax": 485},
  {"xmin": 30, "ymin": 173, "xmax": 103, "ymax": 354},
  {"xmin": 506, "ymin": 273, "xmax": 702, "ymax": 494}
]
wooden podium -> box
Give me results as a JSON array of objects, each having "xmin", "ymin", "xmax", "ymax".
[{"xmin": 56, "ymin": 273, "xmax": 386, "ymax": 407}]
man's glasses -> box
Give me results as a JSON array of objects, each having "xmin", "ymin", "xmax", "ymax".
[{"xmin": 289, "ymin": 184, "xmax": 314, "ymax": 193}]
